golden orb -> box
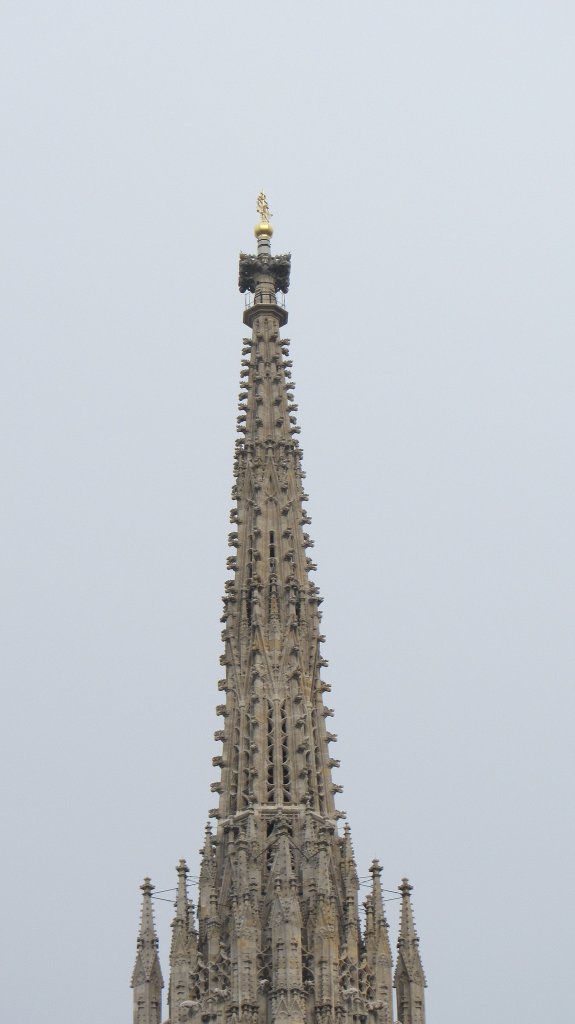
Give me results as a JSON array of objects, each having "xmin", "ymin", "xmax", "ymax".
[{"xmin": 254, "ymin": 221, "xmax": 273, "ymax": 238}]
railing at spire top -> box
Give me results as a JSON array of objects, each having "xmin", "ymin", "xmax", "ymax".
[{"xmin": 244, "ymin": 291, "xmax": 286, "ymax": 309}]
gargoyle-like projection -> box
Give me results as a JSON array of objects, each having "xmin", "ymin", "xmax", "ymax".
[{"xmin": 238, "ymin": 252, "xmax": 291, "ymax": 295}]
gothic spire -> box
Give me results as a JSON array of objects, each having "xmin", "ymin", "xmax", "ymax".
[
  {"xmin": 211, "ymin": 197, "xmax": 341, "ymax": 827},
  {"xmin": 394, "ymin": 878, "xmax": 427, "ymax": 1024},
  {"xmin": 130, "ymin": 198, "xmax": 430, "ymax": 1024},
  {"xmin": 131, "ymin": 877, "xmax": 164, "ymax": 1024}
]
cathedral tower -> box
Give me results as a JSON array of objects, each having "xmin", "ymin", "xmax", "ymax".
[{"xmin": 131, "ymin": 197, "xmax": 428, "ymax": 1024}]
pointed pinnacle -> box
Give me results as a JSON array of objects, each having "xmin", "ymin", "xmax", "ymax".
[
  {"xmin": 370, "ymin": 859, "xmax": 387, "ymax": 924},
  {"xmin": 132, "ymin": 876, "xmax": 164, "ymax": 989},
  {"xmin": 138, "ymin": 877, "xmax": 158, "ymax": 942},
  {"xmin": 201, "ymin": 823, "xmax": 214, "ymax": 859},
  {"xmin": 398, "ymin": 877, "xmax": 419, "ymax": 947},
  {"xmin": 395, "ymin": 876, "xmax": 427, "ymax": 991},
  {"xmin": 174, "ymin": 859, "xmax": 189, "ymax": 922}
]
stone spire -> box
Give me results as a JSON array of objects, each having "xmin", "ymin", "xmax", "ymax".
[
  {"xmin": 134, "ymin": 197, "xmax": 430, "ymax": 1024},
  {"xmin": 216, "ymin": 200, "xmax": 338, "ymax": 823},
  {"xmin": 394, "ymin": 879, "xmax": 427, "ymax": 1024},
  {"xmin": 131, "ymin": 877, "xmax": 164, "ymax": 1024}
]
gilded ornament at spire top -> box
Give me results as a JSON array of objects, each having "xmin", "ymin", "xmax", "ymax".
[{"xmin": 255, "ymin": 189, "xmax": 273, "ymax": 237}]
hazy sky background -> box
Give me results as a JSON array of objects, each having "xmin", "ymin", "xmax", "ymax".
[{"xmin": 1, "ymin": 3, "xmax": 574, "ymax": 1022}]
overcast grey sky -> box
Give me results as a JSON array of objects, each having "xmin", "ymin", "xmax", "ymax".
[{"xmin": 1, "ymin": 3, "xmax": 574, "ymax": 1022}]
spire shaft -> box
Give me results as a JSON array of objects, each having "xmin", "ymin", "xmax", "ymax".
[
  {"xmin": 216, "ymin": 214, "xmax": 336, "ymax": 823},
  {"xmin": 186, "ymin": 204, "xmax": 388, "ymax": 1024}
]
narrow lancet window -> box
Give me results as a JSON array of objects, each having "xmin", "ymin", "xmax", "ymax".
[
  {"xmin": 266, "ymin": 701, "xmax": 274, "ymax": 802},
  {"xmin": 269, "ymin": 530, "xmax": 276, "ymax": 573},
  {"xmin": 281, "ymin": 702, "xmax": 291, "ymax": 802}
]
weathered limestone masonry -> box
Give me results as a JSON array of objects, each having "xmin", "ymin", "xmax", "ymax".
[{"xmin": 131, "ymin": 208, "xmax": 427, "ymax": 1024}]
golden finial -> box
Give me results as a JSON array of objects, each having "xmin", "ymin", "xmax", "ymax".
[{"xmin": 255, "ymin": 191, "xmax": 273, "ymax": 237}]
